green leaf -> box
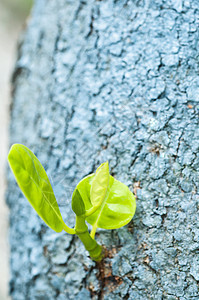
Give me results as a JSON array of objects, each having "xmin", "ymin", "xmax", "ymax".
[
  {"xmin": 7, "ymin": 144, "xmax": 65, "ymax": 232},
  {"xmin": 73, "ymin": 174, "xmax": 95, "ymax": 211},
  {"xmin": 72, "ymin": 189, "xmax": 86, "ymax": 216},
  {"xmin": 75, "ymin": 164, "xmax": 136, "ymax": 230},
  {"xmin": 87, "ymin": 175, "xmax": 136, "ymax": 229},
  {"xmin": 90, "ymin": 162, "xmax": 109, "ymax": 207}
]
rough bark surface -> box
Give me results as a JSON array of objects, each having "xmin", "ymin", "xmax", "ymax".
[{"xmin": 7, "ymin": 0, "xmax": 199, "ymax": 299}]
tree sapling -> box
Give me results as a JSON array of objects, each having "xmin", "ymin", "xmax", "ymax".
[{"xmin": 8, "ymin": 144, "xmax": 136, "ymax": 261}]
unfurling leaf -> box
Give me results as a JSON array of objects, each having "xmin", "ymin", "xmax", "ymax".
[
  {"xmin": 72, "ymin": 189, "xmax": 86, "ymax": 216},
  {"xmin": 74, "ymin": 164, "xmax": 136, "ymax": 230},
  {"xmin": 8, "ymin": 144, "xmax": 65, "ymax": 232},
  {"xmin": 87, "ymin": 175, "xmax": 136, "ymax": 230},
  {"xmin": 90, "ymin": 161, "xmax": 109, "ymax": 207},
  {"xmin": 72, "ymin": 174, "xmax": 95, "ymax": 212}
]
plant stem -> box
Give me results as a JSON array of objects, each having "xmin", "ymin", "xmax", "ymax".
[
  {"xmin": 90, "ymin": 224, "xmax": 97, "ymax": 239},
  {"xmin": 62, "ymin": 223, "xmax": 76, "ymax": 235},
  {"xmin": 75, "ymin": 216, "xmax": 103, "ymax": 261}
]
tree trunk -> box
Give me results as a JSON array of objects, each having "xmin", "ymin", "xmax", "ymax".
[{"xmin": 7, "ymin": 0, "xmax": 199, "ymax": 299}]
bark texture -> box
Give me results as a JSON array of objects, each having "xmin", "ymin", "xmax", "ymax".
[{"xmin": 7, "ymin": 0, "xmax": 199, "ymax": 299}]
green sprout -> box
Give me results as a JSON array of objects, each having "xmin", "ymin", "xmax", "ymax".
[{"xmin": 8, "ymin": 144, "xmax": 136, "ymax": 261}]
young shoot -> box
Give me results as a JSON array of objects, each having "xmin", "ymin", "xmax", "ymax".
[{"xmin": 8, "ymin": 144, "xmax": 136, "ymax": 262}]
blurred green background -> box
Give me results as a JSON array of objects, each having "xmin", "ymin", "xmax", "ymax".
[
  {"xmin": 1, "ymin": 0, "xmax": 33, "ymax": 23},
  {"xmin": 0, "ymin": 1, "xmax": 33, "ymax": 300}
]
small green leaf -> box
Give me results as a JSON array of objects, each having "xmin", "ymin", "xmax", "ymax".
[
  {"xmin": 90, "ymin": 161, "xmax": 109, "ymax": 207},
  {"xmin": 72, "ymin": 189, "xmax": 86, "ymax": 216},
  {"xmin": 8, "ymin": 144, "xmax": 65, "ymax": 232},
  {"xmin": 87, "ymin": 175, "xmax": 136, "ymax": 230},
  {"xmin": 72, "ymin": 174, "xmax": 95, "ymax": 212},
  {"xmin": 75, "ymin": 163, "xmax": 136, "ymax": 230}
]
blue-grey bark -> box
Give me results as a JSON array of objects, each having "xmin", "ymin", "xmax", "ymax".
[{"xmin": 7, "ymin": 0, "xmax": 199, "ymax": 299}]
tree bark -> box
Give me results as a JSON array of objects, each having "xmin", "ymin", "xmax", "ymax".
[{"xmin": 7, "ymin": 0, "xmax": 199, "ymax": 299}]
